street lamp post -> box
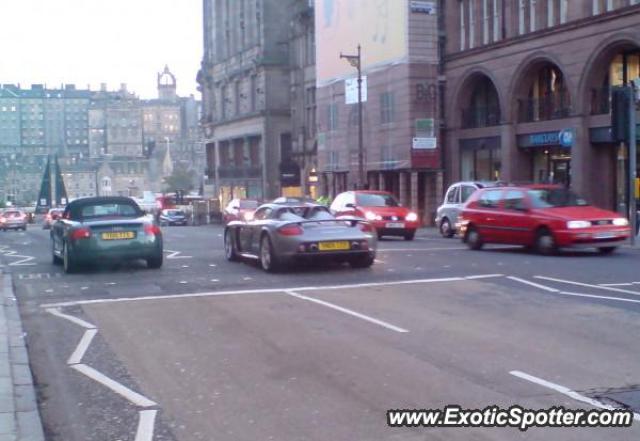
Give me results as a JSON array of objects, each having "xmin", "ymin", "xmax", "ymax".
[{"xmin": 340, "ymin": 44, "xmax": 365, "ymax": 189}]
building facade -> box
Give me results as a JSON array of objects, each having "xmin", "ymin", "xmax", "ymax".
[
  {"xmin": 315, "ymin": 0, "xmax": 443, "ymax": 224},
  {"xmin": 200, "ymin": 0, "xmax": 298, "ymax": 203},
  {"xmin": 443, "ymin": 0, "xmax": 640, "ymax": 213}
]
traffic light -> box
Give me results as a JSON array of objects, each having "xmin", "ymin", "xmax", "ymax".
[{"xmin": 611, "ymin": 86, "xmax": 631, "ymax": 143}]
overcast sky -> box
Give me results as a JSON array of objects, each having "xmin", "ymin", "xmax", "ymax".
[{"xmin": 0, "ymin": 0, "xmax": 202, "ymax": 99}]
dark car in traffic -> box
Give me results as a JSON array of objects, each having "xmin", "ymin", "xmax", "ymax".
[
  {"xmin": 159, "ymin": 209, "xmax": 188, "ymax": 226},
  {"xmin": 51, "ymin": 196, "xmax": 163, "ymax": 273},
  {"xmin": 458, "ymin": 185, "xmax": 630, "ymax": 254}
]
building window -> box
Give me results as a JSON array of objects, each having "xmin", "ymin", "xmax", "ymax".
[
  {"xmin": 327, "ymin": 104, "xmax": 338, "ymax": 131},
  {"xmin": 518, "ymin": 0, "xmax": 526, "ymax": 34},
  {"xmin": 482, "ymin": 0, "xmax": 489, "ymax": 45},
  {"xmin": 560, "ymin": 0, "xmax": 568, "ymax": 22},
  {"xmin": 529, "ymin": 0, "xmax": 536, "ymax": 32},
  {"xmin": 460, "ymin": 0, "xmax": 466, "ymax": 50},
  {"xmin": 492, "ymin": 0, "xmax": 501, "ymax": 42},
  {"xmin": 380, "ymin": 92, "xmax": 395, "ymax": 124},
  {"xmin": 305, "ymin": 29, "xmax": 315, "ymax": 65},
  {"xmin": 547, "ymin": 0, "xmax": 554, "ymax": 26},
  {"xmin": 468, "ymin": 0, "xmax": 475, "ymax": 48}
]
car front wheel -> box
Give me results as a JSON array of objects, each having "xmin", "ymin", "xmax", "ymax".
[
  {"xmin": 147, "ymin": 253, "xmax": 163, "ymax": 269},
  {"xmin": 535, "ymin": 229, "xmax": 556, "ymax": 255},
  {"xmin": 224, "ymin": 229, "xmax": 239, "ymax": 261},
  {"xmin": 598, "ymin": 246, "xmax": 617, "ymax": 255}
]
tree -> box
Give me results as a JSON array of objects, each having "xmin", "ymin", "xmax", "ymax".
[{"xmin": 163, "ymin": 165, "xmax": 195, "ymax": 194}]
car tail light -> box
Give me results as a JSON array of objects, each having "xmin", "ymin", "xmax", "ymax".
[
  {"xmin": 359, "ymin": 222, "xmax": 374, "ymax": 233},
  {"xmin": 144, "ymin": 224, "xmax": 161, "ymax": 236},
  {"xmin": 70, "ymin": 228, "xmax": 91, "ymax": 241},
  {"xmin": 277, "ymin": 225, "xmax": 303, "ymax": 236}
]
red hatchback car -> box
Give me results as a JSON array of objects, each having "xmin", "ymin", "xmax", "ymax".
[
  {"xmin": 458, "ymin": 185, "xmax": 630, "ymax": 254},
  {"xmin": 331, "ymin": 190, "xmax": 419, "ymax": 240}
]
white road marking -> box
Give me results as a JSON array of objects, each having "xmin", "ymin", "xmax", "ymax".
[
  {"xmin": 71, "ymin": 364, "xmax": 157, "ymax": 407},
  {"xmin": 181, "ymin": 265, "xmax": 190, "ymax": 268},
  {"xmin": 535, "ymin": 276, "xmax": 640, "ymax": 297},
  {"xmin": 599, "ymin": 283, "xmax": 633, "ymax": 287},
  {"xmin": 243, "ymin": 277, "xmax": 252, "ymax": 281},
  {"xmin": 46, "ymin": 308, "xmax": 96, "ymax": 329},
  {"xmin": 507, "ymin": 276, "xmax": 559, "ymax": 293},
  {"xmin": 510, "ymin": 370, "xmax": 640, "ymax": 421},
  {"xmin": 39, "ymin": 274, "xmax": 504, "ymax": 308},
  {"xmin": 4, "ymin": 251, "xmax": 36, "ymax": 266},
  {"xmin": 209, "ymin": 264, "xmax": 217, "ymax": 267},
  {"xmin": 558, "ymin": 291, "xmax": 640, "ymax": 305},
  {"xmin": 380, "ymin": 247, "xmax": 466, "ymax": 252},
  {"xmin": 374, "ymin": 259, "xmax": 385, "ymax": 264},
  {"xmin": 210, "ymin": 279, "xmax": 220, "ymax": 282},
  {"xmin": 67, "ymin": 329, "xmax": 98, "ymax": 365},
  {"xmin": 179, "ymin": 281, "xmax": 188, "ymax": 284},
  {"xmin": 135, "ymin": 410, "xmax": 158, "ymax": 441},
  {"xmin": 285, "ymin": 290, "xmax": 409, "ymax": 333},
  {"xmin": 164, "ymin": 250, "xmax": 192, "ymax": 259},
  {"xmin": 465, "ymin": 274, "xmax": 504, "ymax": 280},
  {"xmin": 81, "ymin": 287, "xmax": 88, "ymax": 291}
]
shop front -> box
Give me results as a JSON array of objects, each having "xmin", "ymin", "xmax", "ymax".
[
  {"xmin": 459, "ymin": 137, "xmax": 501, "ymax": 181},
  {"xmin": 517, "ymin": 129, "xmax": 574, "ymax": 186}
]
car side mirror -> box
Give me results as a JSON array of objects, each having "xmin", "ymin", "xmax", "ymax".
[{"xmin": 232, "ymin": 205, "xmax": 240, "ymax": 210}]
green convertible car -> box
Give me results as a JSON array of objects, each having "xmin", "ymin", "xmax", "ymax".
[{"xmin": 51, "ymin": 196, "xmax": 163, "ymax": 273}]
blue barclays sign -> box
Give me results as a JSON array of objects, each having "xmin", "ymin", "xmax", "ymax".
[{"xmin": 518, "ymin": 129, "xmax": 574, "ymax": 148}]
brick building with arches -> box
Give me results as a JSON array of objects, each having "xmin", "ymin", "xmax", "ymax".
[{"xmin": 444, "ymin": 0, "xmax": 640, "ymax": 213}]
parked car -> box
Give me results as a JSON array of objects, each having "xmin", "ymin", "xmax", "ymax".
[
  {"xmin": 458, "ymin": 185, "xmax": 630, "ymax": 254},
  {"xmin": 330, "ymin": 190, "xmax": 419, "ymax": 240},
  {"xmin": 43, "ymin": 208, "xmax": 65, "ymax": 230},
  {"xmin": 51, "ymin": 196, "xmax": 163, "ymax": 273},
  {"xmin": 224, "ymin": 201, "xmax": 377, "ymax": 272},
  {"xmin": 159, "ymin": 209, "xmax": 188, "ymax": 226},
  {"xmin": 435, "ymin": 181, "xmax": 502, "ymax": 237},
  {"xmin": 1, "ymin": 209, "xmax": 27, "ymax": 231},
  {"xmin": 223, "ymin": 198, "xmax": 259, "ymax": 224}
]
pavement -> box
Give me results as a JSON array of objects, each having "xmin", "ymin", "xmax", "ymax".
[
  {"xmin": 2, "ymin": 224, "xmax": 640, "ymax": 440},
  {"xmin": 0, "ymin": 271, "xmax": 45, "ymax": 441}
]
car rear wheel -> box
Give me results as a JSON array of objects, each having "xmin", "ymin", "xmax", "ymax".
[
  {"xmin": 404, "ymin": 231, "xmax": 415, "ymax": 241},
  {"xmin": 350, "ymin": 253, "xmax": 375, "ymax": 268},
  {"xmin": 440, "ymin": 218, "xmax": 454, "ymax": 238},
  {"xmin": 63, "ymin": 242, "xmax": 77, "ymax": 274},
  {"xmin": 259, "ymin": 234, "xmax": 280, "ymax": 272},
  {"xmin": 465, "ymin": 226, "xmax": 483, "ymax": 250},
  {"xmin": 598, "ymin": 246, "xmax": 617, "ymax": 255},
  {"xmin": 224, "ymin": 229, "xmax": 240, "ymax": 262},
  {"xmin": 535, "ymin": 229, "xmax": 556, "ymax": 255},
  {"xmin": 52, "ymin": 241, "xmax": 62, "ymax": 265},
  {"xmin": 147, "ymin": 253, "xmax": 163, "ymax": 269}
]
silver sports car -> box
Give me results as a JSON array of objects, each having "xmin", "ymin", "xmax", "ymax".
[{"xmin": 224, "ymin": 202, "xmax": 377, "ymax": 272}]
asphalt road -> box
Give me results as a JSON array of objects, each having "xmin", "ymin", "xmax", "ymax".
[{"xmin": 2, "ymin": 224, "xmax": 640, "ymax": 440}]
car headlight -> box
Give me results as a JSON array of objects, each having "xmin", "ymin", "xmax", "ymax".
[
  {"xmin": 567, "ymin": 220, "xmax": 591, "ymax": 229},
  {"xmin": 365, "ymin": 211, "xmax": 381, "ymax": 221},
  {"xmin": 405, "ymin": 212, "xmax": 418, "ymax": 222},
  {"xmin": 243, "ymin": 211, "xmax": 254, "ymax": 221},
  {"xmin": 612, "ymin": 218, "xmax": 629, "ymax": 226}
]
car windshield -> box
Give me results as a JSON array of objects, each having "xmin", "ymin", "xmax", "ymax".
[
  {"xmin": 356, "ymin": 193, "xmax": 399, "ymax": 207},
  {"xmin": 239, "ymin": 200, "xmax": 258, "ymax": 209},
  {"xmin": 528, "ymin": 188, "xmax": 589, "ymax": 208},
  {"xmin": 74, "ymin": 201, "xmax": 141, "ymax": 220},
  {"xmin": 4, "ymin": 211, "xmax": 22, "ymax": 218},
  {"xmin": 167, "ymin": 210, "xmax": 185, "ymax": 216}
]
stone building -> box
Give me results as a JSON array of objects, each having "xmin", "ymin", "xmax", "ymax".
[
  {"xmin": 315, "ymin": 0, "xmax": 443, "ymax": 224},
  {"xmin": 200, "ymin": 0, "xmax": 297, "ymax": 203},
  {"xmin": 443, "ymin": 0, "xmax": 640, "ymax": 212}
]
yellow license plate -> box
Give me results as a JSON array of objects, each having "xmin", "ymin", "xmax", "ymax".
[
  {"xmin": 318, "ymin": 241, "xmax": 350, "ymax": 251},
  {"xmin": 101, "ymin": 231, "xmax": 135, "ymax": 240}
]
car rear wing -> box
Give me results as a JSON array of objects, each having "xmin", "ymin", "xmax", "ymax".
[{"xmin": 281, "ymin": 217, "xmax": 368, "ymax": 227}]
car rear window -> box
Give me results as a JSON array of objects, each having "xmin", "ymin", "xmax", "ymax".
[
  {"xmin": 356, "ymin": 193, "xmax": 399, "ymax": 207},
  {"xmin": 478, "ymin": 190, "xmax": 503, "ymax": 208},
  {"xmin": 73, "ymin": 201, "xmax": 141, "ymax": 220},
  {"xmin": 239, "ymin": 200, "xmax": 258, "ymax": 209},
  {"xmin": 4, "ymin": 211, "xmax": 21, "ymax": 217},
  {"xmin": 166, "ymin": 210, "xmax": 185, "ymax": 216}
]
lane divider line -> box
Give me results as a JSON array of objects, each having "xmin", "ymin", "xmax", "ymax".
[
  {"xmin": 510, "ymin": 370, "xmax": 640, "ymax": 421},
  {"xmin": 39, "ymin": 274, "xmax": 505, "ymax": 308},
  {"xmin": 46, "ymin": 308, "xmax": 96, "ymax": 329},
  {"xmin": 71, "ymin": 364, "xmax": 157, "ymax": 408},
  {"xmin": 558, "ymin": 291, "xmax": 640, "ymax": 305},
  {"xmin": 507, "ymin": 276, "xmax": 559, "ymax": 293},
  {"xmin": 67, "ymin": 329, "xmax": 98, "ymax": 365},
  {"xmin": 534, "ymin": 276, "xmax": 640, "ymax": 297},
  {"xmin": 285, "ymin": 290, "xmax": 409, "ymax": 333},
  {"xmin": 135, "ymin": 409, "xmax": 158, "ymax": 441}
]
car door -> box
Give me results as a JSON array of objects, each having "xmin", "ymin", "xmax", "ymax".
[
  {"xmin": 238, "ymin": 206, "xmax": 263, "ymax": 252},
  {"xmin": 51, "ymin": 207, "xmax": 71, "ymax": 254},
  {"xmin": 501, "ymin": 190, "xmax": 534, "ymax": 245},
  {"xmin": 475, "ymin": 189, "xmax": 505, "ymax": 242},
  {"xmin": 442, "ymin": 185, "xmax": 460, "ymax": 222},
  {"xmin": 245, "ymin": 207, "xmax": 272, "ymax": 254}
]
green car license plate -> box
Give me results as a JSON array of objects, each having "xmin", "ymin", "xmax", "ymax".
[{"xmin": 101, "ymin": 231, "xmax": 135, "ymax": 240}]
